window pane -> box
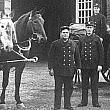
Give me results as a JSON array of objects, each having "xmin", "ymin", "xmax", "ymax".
[
  {"xmin": 82, "ymin": 3, "xmax": 84, "ymax": 9},
  {"xmin": 79, "ymin": 11, "xmax": 81, "ymax": 17},
  {"xmin": 79, "ymin": 18, "xmax": 81, "ymax": 23},
  {"xmin": 86, "ymin": 10, "xmax": 88, "ymax": 16},
  {"xmin": 89, "ymin": 10, "xmax": 91, "ymax": 16},
  {"xmin": 86, "ymin": 3, "xmax": 88, "ymax": 8},
  {"xmin": 79, "ymin": 3, "xmax": 81, "ymax": 9},
  {"xmin": 82, "ymin": 11, "xmax": 84, "ymax": 17},
  {"xmin": 82, "ymin": 18, "xmax": 84, "ymax": 23},
  {"xmin": 79, "ymin": 0, "xmax": 81, "ymax": 2},
  {"xmin": 89, "ymin": 2, "xmax": 91, "ymax": 8}
]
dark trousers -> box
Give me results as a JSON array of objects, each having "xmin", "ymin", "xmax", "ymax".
[
  {"xmin": 54, "ymin": 75, "xmax": 73, "ymax": 109},
  {"xmin": 81, "ymin": 69, "xmax": 99, "ymax": 105}
]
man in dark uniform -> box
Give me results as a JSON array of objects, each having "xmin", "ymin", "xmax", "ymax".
[
  {"xmin": 89, "ymin": 3, "xmax": 107, "ymax": 71},
  {"xmin": 77, "ymin": 21, "xmax": 104, "ymax": 107},
  {"xmin": 48, "ymin": 26, "xmax": 81, "ymax": 110},
  {"xmin": 89, "ymin": 3, "xmax": 107, "ymax": 40}
]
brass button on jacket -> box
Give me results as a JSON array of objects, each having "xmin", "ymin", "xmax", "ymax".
[
  {"xmin": 48, "ymin": 39, "xmax": 81, "ymax": 76},
  {"xmin": 79, "ymin": 33, "xmax": 104, "ymax": 69}
]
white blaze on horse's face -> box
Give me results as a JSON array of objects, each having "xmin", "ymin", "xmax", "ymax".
[
  {"xmin": 29, "ymin": 12, "xmax": 44, "ymax": 25},
  {"xmin": 0, "ymin": 18, "xmax": 16, "ymax": 51},
  {"xmin": 37, "ymin": 14, "xmax": 44, "ymax": 25}
]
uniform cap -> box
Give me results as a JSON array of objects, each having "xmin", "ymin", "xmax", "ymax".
[
  {"xmin": 85, "ymin": 21, "xmax": 94, "ymax": 27},
  {"xmin": 60, "ymin": 26, "xmax": 69, "ymax": 32},
  {"xmin": 93, "ymin": 3, "xmax": 100, "ymax": 8}
]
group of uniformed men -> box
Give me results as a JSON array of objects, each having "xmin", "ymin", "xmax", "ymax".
[{"xmin": 48, "ymin": 3, "xmax": 108, "ymax": 110}]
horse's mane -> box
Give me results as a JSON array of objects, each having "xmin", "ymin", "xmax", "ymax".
[{"xmin": 15, "ymin": 11, "xmax": 31, "ymax": 41}]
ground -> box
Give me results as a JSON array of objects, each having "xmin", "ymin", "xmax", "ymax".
[{"xmin": 0, "ymin": 61, "xmax": 110, "ymax": 110}]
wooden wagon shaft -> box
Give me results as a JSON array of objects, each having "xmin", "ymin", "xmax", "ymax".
[
  {"xmin": 0, "ymin": 57, "xmax": 38, "ymax": 64},
  {"xmin": 6, "ymin": 57, "xmax": 38, "ymax": 63}
]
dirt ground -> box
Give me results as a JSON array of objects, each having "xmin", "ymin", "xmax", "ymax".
[{"xmin": 0, "ymin": 61, "xmax": 110, "ymax": 110}]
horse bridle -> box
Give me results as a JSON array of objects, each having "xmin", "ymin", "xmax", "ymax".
[{"xmin": 16, "ymin": 18, "xmax": 41, "ymax": 51}]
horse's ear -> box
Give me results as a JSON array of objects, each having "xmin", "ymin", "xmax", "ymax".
[
  {"xmin": 9, "ymin": 10, "xmax": 15, "ymax": 19},
  {"xmin": 31, "ymin": 7, "xmax": 38, "ymax": 16},
  {"xmin": 32, "ymin": 7, "xmax": 45, "ymax": 16}
]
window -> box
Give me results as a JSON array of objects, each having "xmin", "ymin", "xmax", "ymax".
[{"xmin": 76, "ymin": 0, "xmax": 93, "ymax": 23}]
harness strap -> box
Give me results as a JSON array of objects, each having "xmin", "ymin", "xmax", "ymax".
[{"xmin": 16, "ymin": 38, "xmax": 32, "ymax": 51}]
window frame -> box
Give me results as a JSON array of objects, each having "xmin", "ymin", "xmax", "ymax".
[{"xmin": 76, "ymin": 0, "xmax": 93, "ymax": 24}]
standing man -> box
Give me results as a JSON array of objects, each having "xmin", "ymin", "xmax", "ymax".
[
  {"xmin": 89, "ymin": 3, "xmax": 107, "ymax": 71},
  {"xmin": 89, "ymin": 3, "xmax": 107, "ymax": 41},
  {"xmin": 48, "ymin": 26, "xmax": 81, "ymax": 110},
  {"xmin": 77, "ymin": 21, "xmax": 104, "ymax": 107}
]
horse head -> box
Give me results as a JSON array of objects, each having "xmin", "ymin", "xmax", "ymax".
[{"xmin": 15, "ymin": 7, "xmax": 47, "ymax": 44}]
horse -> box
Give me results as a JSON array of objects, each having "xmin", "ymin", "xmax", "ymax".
[{"xmin": 0, "ymin": 8, "xmax": 47, "ymax": 109}]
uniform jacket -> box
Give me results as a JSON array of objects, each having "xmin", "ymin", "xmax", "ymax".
[
  {"xmin": 48, "ymin": 39, "xmax": 81, "ymax": 76},
  {"xmin": 89, "ymin": 13, "xmax": 107, "ymax": 39},
  {"xmin": 79, "ymin": 33, "xmax": 104, "ymax": 69}
]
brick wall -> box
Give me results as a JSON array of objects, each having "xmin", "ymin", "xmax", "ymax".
[{"xmin": 107, "ymin": 0, "xmax": 110, "ymax": 25}]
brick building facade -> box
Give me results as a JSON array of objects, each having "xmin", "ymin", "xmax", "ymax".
[
  {"xmin": 71, "ymin": 0, "xmax": 107, "ymax": 24},
  {"xmin": 107, "ymin": 0, "xmax": 110, "ymax": 25}
]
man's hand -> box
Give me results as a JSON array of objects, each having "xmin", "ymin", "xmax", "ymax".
[
  {"xmin": 97, "ymin": 65, "xmax": 102, "ymax": 72},
  {"xmin": 77, "ymin": 69, "xmax": 81, "ymax": 74},
  {"xmin": 48, "ymin": 68, "xmax": 54, "ymax": 76}
]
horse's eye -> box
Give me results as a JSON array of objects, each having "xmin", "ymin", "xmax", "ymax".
[{"xmin": 1, "ymin": 25, "xmax": 4, "ymax": 28}]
